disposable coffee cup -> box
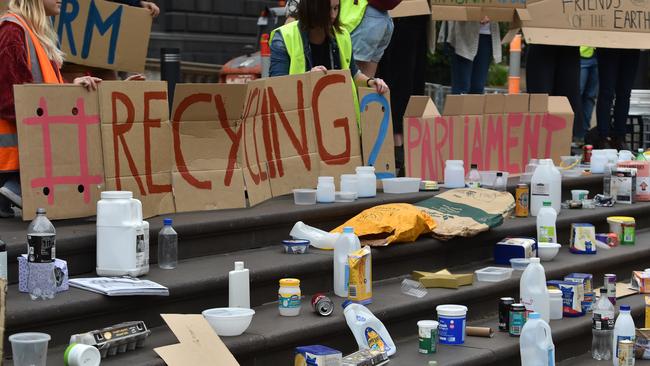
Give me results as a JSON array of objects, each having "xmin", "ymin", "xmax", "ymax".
[{"xmin": 9, "ymin": 332, "xmax": 51, "ymax": 366}]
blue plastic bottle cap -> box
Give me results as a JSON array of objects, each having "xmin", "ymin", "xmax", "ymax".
[
  {"xmin": 343, "ymin": 227, "xmax": 354, "ymax": 234},
  {"xmin": 342, "ymin": 300, "xmax": 352, "ymax": 309},
  {"xmin": 528, "ymin": 312, "xmax": 540, "ymax": 319},
  {"xmin": 164, "ymin": 218, "xmax": 173, "ymax": 225},
  {"xmin": 620, "ymin": 305, "xmax": 631, "ymax": 311}
]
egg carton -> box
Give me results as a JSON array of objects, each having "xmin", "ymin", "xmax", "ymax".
[{"xmin": 69, "ymin": 321, "xmax": 151, "ymax": 358}]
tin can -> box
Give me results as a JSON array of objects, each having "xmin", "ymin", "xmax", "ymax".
[
  {"xmin": 515, "ymin": 184, "xmax": 529, "ymax": 218},
  {"xmin": 499, "ymin": 297, "xmax": 515, "ymax": 332},
  {"xmin": 311, "ymin": 293, "xmax": 334, "ymax": 316},
  {"xmin": 617, "ymin": 339, "xmax": 634, "ymax": 366},
  {"xmin": 583, "ymin": 144, "xmax": 593, "ymax": 164},
  {"xmin": 509, "ymin": 303, "xmax": 526, "ymax": 337},
  {"xmin": 605, "ymin": 274, "xmax": 617, "ymax": 305}
]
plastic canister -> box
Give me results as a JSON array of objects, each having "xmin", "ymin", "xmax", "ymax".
[
  {"xmin": 417, "ymin": 320, "xmax": 439, "ymax": 354},
  {"xmin": 549, "ymin": 289, "xmax": 563, "ymax": 320},
  {"xmin": 591, "ymin": 150, "xmax": 608, "ymax": 174},
  {"xmin": 356, "ymin": 166, "xmax": 377, "ymax": 198},
  {"xmin": 340, "ymin": 174, "xmax": 358, "ymax": 195},
  {"xmin": 530, "ymin": 159, "xmax": 562, "ymax": 216},
  {"xmin": 64, "ymin": 343, "xmax": 101, "ymax": 366},
  {"xmin": 316, "ymin": 176, "xmax": 336, "ymax": 203},
  {"xmin": 436, "ymin": 304, "xmax": 468, "ymax": 345},
  {"xmin": 278, "ymin": 278, "xmax": 301, "ymax": 316},
  {"xmin": 444, "ymin": 160, "xmax": 465, "ymax": 188},
  {"xmin": 96, "ymin": 191, "xmax": 149, "ymax": 277},
  {"xmin": 607, "ymin": 216, "xmax": 636, "ymax": 245}
]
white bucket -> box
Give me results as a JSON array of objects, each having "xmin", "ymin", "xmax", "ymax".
[{"xmin": 436, "ymin": 304, "xmax": 468, "ymax": 345}]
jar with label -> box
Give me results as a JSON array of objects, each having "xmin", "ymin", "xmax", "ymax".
[
  {"xmin": 356, "ymin": 166, "xmax": 377, "ymax": 198},
  {"xmin": 278, "ymin": 278, "xmax": 301, "ymax": 316},
  {"xmin": 316, "ymin": 177, "xmax": 336, "ymax": 203}
]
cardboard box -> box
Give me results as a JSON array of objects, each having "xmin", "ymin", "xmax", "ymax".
[
  {"xmin": 503, "ymin": 94, "xmax": 529, "ymax": 114},
  {"xmin": 529, "ymin": 94, "xmax": 549, "ymax": 113},
  {"xmin": 389, "ymin": 0, "xmax": 431, "ymax": 18},
  {"xmin": 430, "ymin": 0, "xmax": 522, "ymax": 22},
  {"xmin": 484, "ymin": 94, "xmax": 505, "ymax": 115}
]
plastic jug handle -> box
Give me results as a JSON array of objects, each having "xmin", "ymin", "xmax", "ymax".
[{"xmin": 131, "ymin": 198, "xmax": 143, "ymax": 222}]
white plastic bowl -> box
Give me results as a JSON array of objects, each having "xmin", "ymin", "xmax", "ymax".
[
  {"xmin": 202, "ymin": 308, "xmax": 255, "ymax": 336},
  {"xmin": 537, "ymin": 242, "xmax": 561, "ymax": 261},
  {"xmin": 382, "ymin": 178, "xmax": 421, "ymax": 194}
]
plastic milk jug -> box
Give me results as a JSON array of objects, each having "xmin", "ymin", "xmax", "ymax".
[
  {"xmin": 536, "ymin": 201, "xmax": 557, "ymax": 243},
  {"xmin": 520, "ymin": 312, "xmax": 555, "ymax": 366},
  {"xmin": 531, "ymin": 159, "xmax": 562, "ymax": 216},
  {"xmin": 343, "ymin": 301, "xmax": 397, "ymax": 356},
  {"xmin": 334, "ymin": 227, "xmax": 361, "ymax": 297},
  {"xmin": 520, "ymin": 257, "xmax": 550, "ymax": 323},
  {"xmin": 96, "ymin": 191, "xmax": 150, "ymax": 276}
]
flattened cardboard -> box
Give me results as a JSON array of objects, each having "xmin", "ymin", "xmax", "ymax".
[
  {"xmin": 154, "ymin": 314, "xmax": 239, "ymax": 366},
  {"xmin": 359, "ymin": 88, "xmax": 396, "ymax": 179},
  {"xmin": 389, "ymin": 0, "xmax": 431, "ymax": 18},
  {"xmin": 484, "ymin": 94, "xmax": 505, "ymax": 114},
  {"xmin": 513, "ymin": 0, "xmax": 650, "ymax": 48},
  {"xmin": 443, "ymin": 94, "xmax": 485, "ymax": 116},
  {"xmin": 14, "ymin": 85, "xmax": 105, "ymax": 221},
  {"xmin": 98, "ymin": 81, "xmax": 175, "ymax": 218},
  {"xmin": 54, "ymin": 0, "xmax": 152, "ymax": 72},
  {"xmin": 404, "ymin": 96, "xmax": 441, "ymax": 180},
  {"xmin": 529, "ymin": 93, "xmax": 549, "ymax": 113},
  {"xmin": 504, "ymin": 94, "xmax": 529, "ymax": 113},
  {"xmin": 540, "ymin": 96, "xmax": 573, "ymax": 166},
  {"xmin": 431, "ymin": 5, "xmax": 518, "ymax": 21}
]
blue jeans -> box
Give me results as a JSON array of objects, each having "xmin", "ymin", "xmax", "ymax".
[
  {"xmin": 450, "ymin": 34, "xmax": 493, "ymax": 94},
  {"xmin": 577, "ymin": 57, "xmax": 598, "ymax": 139}
]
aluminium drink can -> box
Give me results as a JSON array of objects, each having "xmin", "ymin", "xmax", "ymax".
[
  {"xmin": 605, "ymin": 274, "xmax": 617, "ymax": 305},
  {"xmin": 515, "ymin": 184, "xmax": 529, "ymax": 218},
  {"xmin": 499, "ymin": 297, "xmax": 515, "ymax": 332}
]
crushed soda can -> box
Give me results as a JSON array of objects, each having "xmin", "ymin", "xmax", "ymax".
[
  {"xmin": 594, "ymin": 194, "xmax": 614, "ymax": 207},
  {"xmin": 311, "ymin": 293, "xmax": 334, "ymax": 316}
]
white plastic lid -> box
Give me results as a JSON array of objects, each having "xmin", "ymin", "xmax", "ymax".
[
  {"xmin": 234, "ymin": 261, "xmax": 244, "ymax": 270},
  {"xmin": 548, "ymin": 289, "xmax": 562, "ymax": 297},
  {"xmin": 436, "ymin": 304, "xmax": 468, "ymax": 317},
  {"xmin": 65, "ymin": 343, "xmax": 101, "ymax": 366},
  {"xmin": 417, "ymin": 320, "xmax": 439, "ymax": 329},
  {"xmin": 318, "ymin": 176, "xmax": 334, "ymax": 183},
  {"xmin": 101, "ymin": 191, "xmax": 133, "ymax": 199},
  {"xmin": 341, "ymin": 174, "xmax": 357, "ymax": 181},
  {"xmin": 446, "ymin": 160, "xmax": 464, "ymax": 165},
  {"xmin": 356, "ymin": 166, "xmax": 375, "ymax": 172},
  {"xmin": 530, "ymin": 257, "xmax": 540, "ymax": 263}
]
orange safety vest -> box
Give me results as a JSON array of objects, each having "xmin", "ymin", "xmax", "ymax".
[{"xmin": 0, "ymin": 12, "xmax": 64, "ymax": 172}]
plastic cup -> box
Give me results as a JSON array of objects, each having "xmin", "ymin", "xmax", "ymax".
[
  {"xmin": 9, "ymin": 332, "xmax": 51, "ymax": 366},
  {"xmin": 571, "ymin": 190, "xmax": 589, "ymax": 201}
]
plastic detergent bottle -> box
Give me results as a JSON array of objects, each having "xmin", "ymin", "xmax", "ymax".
[
  {"xmin": 531, "ymin": 159, "xmax": 561, "ymax": 216},
  {"xmin": 520, "ymin": 257, "xmax": 550, "ymax": 323},
  {"xmin": 520, "ymin": 312, "xmax": 555, "ymax": 366},
  {"xmin": 612, "ymin": 304, "xmax": 636, "ymax": 366},
  {"xmin": 343, "ymin": 301, "xmax": 397, "ymax": 356},
  {"xmin": 536, "ymin": 201, "xmax": 557, "ymax": 243},
  {"xmin": 334, "ymin": 227, "xmax": 361, "ymax": 297},
  {"xmin": 229, "ymin": 261, "xmax": 250, "ymax": 308},
  {"xmin": 96, "ymin": 191, "xmax": 150, "ymax": 277}
]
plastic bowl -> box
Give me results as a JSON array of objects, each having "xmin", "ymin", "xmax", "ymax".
[
  {"xmin": 292, "ymin": 189, "xmax": 316, "ymax": 205},
  {"xmin": 510, "ymin": 258, "xmax": 531, "ymax": 271},
  {"xmin": 382, "ymin": 178, "xmax": 421, "ymax": 194},
  {"xmin": 282, "ymin": 239, "xmax": 310, "ymax": 254},
  {"xmin": 202, "ymin": 308, "xmax": 255, "ymax": 337},
  {"xmin": 537, "ymin": 242, "xmax": 561, "ymax": 261}
]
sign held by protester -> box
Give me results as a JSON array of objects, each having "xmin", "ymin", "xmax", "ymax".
[
  {"xmin": 54, "ymin": 0, "xmax": 152, "ymax": 72},
  {"xmin": 430, "ymin": 0, "xmax": 526, "ymax": 21},
  {"xmin": 359, "ymin": 88, "xmax": 395, "ymax": 179}
]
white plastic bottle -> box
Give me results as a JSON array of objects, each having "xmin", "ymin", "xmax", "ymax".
[
  {"xmin": 343, "ymin": 301, "xmax": 397, "ymax": 356},
  {"xmin": 531, "ymin": 159, "xmax": 562, "ymax": 216},
  {"xmin": 316, "ymin": 176, "xmax": 335, "ymax": 203},
  {"xmin": 466, "ymin": 163, "xmax": 481, "ymax": 188},
  {"xmin": 334, "ymin": 227, "xmax": 361, "ymax": 297},
  {"xmin": 444, "ymin": 160, "xmax": 465, "ymax": 188},
  {"xmin": 229, "ymin": 261, "xmax": 250, "ymax": 309},
  {"xmin": 356, "ymin": 166, "xmax": 377, "ymax": 198},
  {"xmin": 520, "ymin": 257, "xmax": 550, "ymax": 323},
  {"xmin": 612, "ymin": 304, "xmax": 636, "ymax": 366},
  {"xmin": 536, "ymin": 201, "xmax": 557, "ymax": 243},
  {"xmin": 520, "ymin": 312, "xmax": 555, "ymax": 366}
]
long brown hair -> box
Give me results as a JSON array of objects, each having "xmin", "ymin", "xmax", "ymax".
[
  {"xmin": 296, "ymin": 0, "xmax": 341, "ymax": 34},
  {"xmin": 7, "ymin": 0, "xmax": 65, "ymax": 65}
]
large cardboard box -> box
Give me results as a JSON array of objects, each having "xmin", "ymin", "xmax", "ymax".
[
  {"xmin": 430, "ymin": 0, "xmax": 525, "ymax": 21},
  {"xmin": 505, "ymin": 0, "xmax": 650, "ymax": 48},
  {"xmin": 403, "ymin": 96, "xmax": 442, "ymax": 180},
  {"xmin": 390, "ymin": 0, "xmax": 431, "ymax": 17}
]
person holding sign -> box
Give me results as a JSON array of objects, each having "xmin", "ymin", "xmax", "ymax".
[
  {"xmin": 0, "ymin": 0, "xmax": 101, "ymax": 217},
  {"xmin": 269, "ymin": 0, "xmax": 389, "ymax": 95}
]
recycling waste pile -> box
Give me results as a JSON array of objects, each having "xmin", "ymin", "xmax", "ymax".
[{"xmin": 6, "ymin": 148, "xmax": 650, "ymax": 366}]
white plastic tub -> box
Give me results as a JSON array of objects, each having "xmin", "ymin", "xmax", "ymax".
[
  {"xmin": 292, "ymin": 189, "xmax": 316, "ymax": 205},
  {"xmin": 474, "ymin": 267, "xmax": 514, "ymax": 282},
  {"xmin": 382, "ymin": 178, "xmax": 421, "ymax": 194}
]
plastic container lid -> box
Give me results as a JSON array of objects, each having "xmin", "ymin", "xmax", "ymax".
[
  {"xmin": 436, "ymin": 304, "xmax": 468, "ymax": 317},
  {"xmin": 64, "ymin": 343, "xmax": 101, "ymax": 366},
  {"xmin": 417, "ymin": 320, "xmax": 439, "ymax": 329},
  {"xmin": 279, "ymin": 278, "xmax": 300, "ymax": 287},
  {"xmin": 356, "ymin": 166, "xmax": 375, "ymax": 172},
  {"xmin": 342, "ymin": 300, "xmax": 352, "ymax": 309},
  {"xmin": 282, "ymin": 239, "xmax": 310, "ymax": 246},
  {"xmin": 163, "ymin": 218, "xmax": 172, "ymax": 225},
  {"xmin": 341, "ymin": 174, "xmax": 357, "ymax": 181},
  {"xmin": 101, "ymin": 191, "xmax": 133, "ymax": 199},
  {"xmin": 620, "ymin": 305, "xmax": 631, "ymax": 311},
  {"xmin": 600, "ymin": 288, "xmax": 607, "ymax": 294},
  {"xmin": 343, "ymin": 227, "xmax": 354, "ymax": 234},
  {"xmin": 234, "ymin": 261, "xmax": 244, "ymax": 270},
  {"xmin": 318, "ymin": 176, "xmax": 334, "ymax": 183},
  {"xmin": 471, "ymin": 164, "xmax": 478, "ymax": 169},
  {"xmin": 549, "ymin": 289, "xmax": 562, "ymax": 297},
  {"xmin": 607, "ymin": 216, "xmax": 635, "ymax": 223},
  {"xmin": 496, "ymin": 172, "xmax": 503, "ymax": 177},
  {"xmin": 530, "ymin": 257, "xmax": 540, "ymax": 263},
  {"xmin": 528, "ymin": 312, "xmax": 540, "ymax": 319},
  {"xmin": 36, "ymin": 208, "xmax": 46, "ymax": 215}
]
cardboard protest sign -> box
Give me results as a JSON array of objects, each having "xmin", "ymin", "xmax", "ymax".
[
  {"xmin": 14, "ymin": 85, "xmax": 105, "ymax": 220},
  {"xmin": 430, "ymin": 0, "xmax": 525, "ymax": 21},
  {"xmin": 54, "ymin": 0, "xmax": 152, "ymax": 72},
  {"xmin": 98, "ymin": 81, "xmax": 175, "ymax": 218},
  {"xmin": 0, "ymin": 0, "xmax": 7, "ymax": 11},
  {"xmin": 389, "ymin": 0, "xmax": 431, "ymax": 17},
  {"xmin": 359, "ymin": 88, "xmax": 395, "ymax": 179},
  {"xmin": 506, "ymin": 0, "xmax": 650, "ymax": 48},
  {"xmin": 405, "ymin": 94, "xmax": 574, "ymax": 182},
  {"xmin": 170, "ymin": 84, "xmax": 247, "ymax": 212}
]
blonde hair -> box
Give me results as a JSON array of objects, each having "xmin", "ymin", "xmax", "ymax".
[{"xmin": 7, "ymin": 0, "xmax": 64, "ymax": 65}]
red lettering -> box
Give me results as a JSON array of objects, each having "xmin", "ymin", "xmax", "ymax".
[
  {"xmin": 405, "ymin": 117, "xmax": 422, "ymax": 177},
  {"xmin": 484, "ymin": 115, "xmax": 505, "ymax": 171},
  {"xmin": 111, "ymin": 92, "xmax": 145, "ymax": 194},
  {"xmin": 144, "ymin": 91, "xmax": 172, "ymax": 193},
  {"xmin": 313, "ymin": 74, "xmax": 351, "ymax": 163},
  {"xmin": 421, "ymin": 120, "xmax": 436, "ymax": 180},
  {"xmin": 542, "ymin": 113, "xmax": 567, "ymax": 157},
  {"xmin": 505, "ymin": 112, "xmax": 523, "ymax": 173},
  {"xmin": 241, "ymin": 88, "xmax": 267, "ymax": 184},
  {"xmin": 216, "ymin": 94, "xmax": 243, "ymax": 187},
  {"xmin": 522, "ymin": 114, "xmax": 541, "ymax": 169},
  {"xmin": 471, "ymin": 117, "xmax": 484, "ymax": 170},
  {"xmin": 260, "ymin": 90, "xmax": 276, "ymax": 177},
  {"xmin": 434, "ymin": 116, "xmax": 449, "ymax": 181}
]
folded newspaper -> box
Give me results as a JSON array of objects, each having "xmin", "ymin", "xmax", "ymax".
[{"xmin": 69, "ymin": 277, "xmax": 169, "ymax": 296}]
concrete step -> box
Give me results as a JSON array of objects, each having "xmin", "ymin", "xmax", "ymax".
[{"xmin": 559, "ymin": 351, "xmax": 650, "ymax": 365}]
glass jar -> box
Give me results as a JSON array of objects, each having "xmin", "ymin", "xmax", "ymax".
[
  {"xmin": 278, "ymin": 278, "xmax": 301, "ymax": 316},
  {"xmin": 355, "ymin": 166, "xmax": 377, "ymax": 198},
  {"xmin": 316, "ymin": 177, "xmax": 335, "ymax": 203}
]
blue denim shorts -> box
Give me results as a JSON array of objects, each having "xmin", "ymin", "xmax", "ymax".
[{"xmin": 350, "ymin": 5, "xmax": 394, "ymax": 63}]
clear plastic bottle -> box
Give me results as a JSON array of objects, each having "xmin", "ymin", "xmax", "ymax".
[
  {"xmin": 27, "ymin": 208, "xmax": 57, "ymax": 300},
  {"xmin": 592, "ymin": 288, "xmax": 615, "ymax": 360},
  {"xmin": 612, "ymin": 304, "xmax": 636, "ymax": 366},
  {"xmin": 520, "ymin": 312, "xmax": 555, "ymax": 366},
  {"xmin": 467, "ymin": 164, "xmax": 481, "ymax": 188},
  {"xmin": 637, "ymin": 148, "xmax": 647, "ymax": 161},
  {"xmin": 520, "ymin": 257, "xmax": 550, "ymax": 323},
  {"xmin": 604, "ymin": 162, "xmax": 616, "ymax": 197},
  {"xmin": 536, "ymin": 201, "xmax": 557, "ymax": 244},
  {"xmin": 157, "ymin": 218, "xmax": 177, "ymax": 269},
  {"xmin": 334, "ymin": 227, "xmax": 361, "ymax": 297},
  {"xmin": 493, "ymin": 172, "xmax": 507, "ymax": 192}
]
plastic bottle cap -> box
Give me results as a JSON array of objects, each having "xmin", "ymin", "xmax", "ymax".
[
  {"xmin": 343, "ymin": 227, "xmax": 354, "ymax": 234},
  {"xmin": 530, "ymin": 257, "xmax": 540, "ymax": 263},
  {"xmin": 620, "ymin": 305, "xmax": 631, "ymax": 311},
  {"xmin": 36, "ymin": 208, "xmax": 46, "ymax": 215},
  {"xmin": 234, "ymin": 261, "xmax": 244, "ymax": 271},
  {"xmin": 342, "ymin": 300, "xmax": 352, "ymax": 309},
  {"xmin": 600, "ymin": 288, "xmax": 607, "ymax": 294},
  {"xmin": 279, "ymin": 278, "xmax": 300, "ymax": 287},
  {"xmin": 543, "ymin": 201, "xmax": 552, "ymax": 207},
  {"xmin": 528, "ymin": 312, "xmax": 540, "ymax": 319},
  {"xmin": 496, "ymin": 172, "xmax": 503, "ymax": 177},
  {"xmin": 163, "ymin": 218, "xmax": 172, "ymax": 225},
  {"xmin": 471, "ymin": 164, "xmax": 478, "ymax": 169}
]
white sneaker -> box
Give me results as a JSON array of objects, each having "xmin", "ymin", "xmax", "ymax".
[{"xmin": 0, "ymin": 186, "xmax": 21, "ymax": 208}]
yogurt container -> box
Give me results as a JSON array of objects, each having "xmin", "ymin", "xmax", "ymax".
[
  {"xmin": 607, "ymin": 216, "xmax": 636, "ymax": 245},
  {"xmin": 436, "ymin": 304, "xmax": 467, "ymax": 345}
]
